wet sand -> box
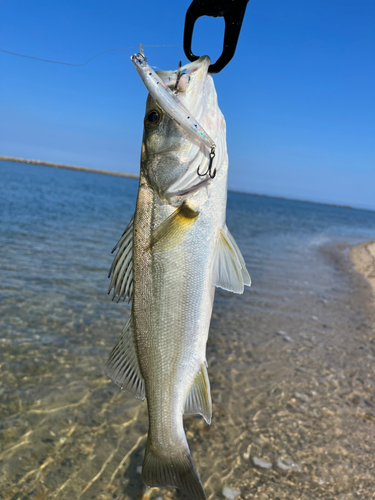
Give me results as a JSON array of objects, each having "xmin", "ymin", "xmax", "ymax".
[{"xmin": 351, "ymin": 241, "xmax": 375, "ymax": 298}]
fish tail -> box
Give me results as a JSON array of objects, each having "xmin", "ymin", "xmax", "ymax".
[{"xmin": 142, "ymin": 437, "xmax": 206, "ymax": 500}]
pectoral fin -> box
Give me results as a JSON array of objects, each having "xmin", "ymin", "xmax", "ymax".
[
  {"xmin": 213, "ymin": 225, "xmax": 251, "ymax": 294},
  {"xmin": 104, "ymin": 315, "xmax": 145, "ymax": 401},
  {"xmin": 108, "ymin": 215, "xmax": 134, "ymax": 302},
  {"xmin": 184, "ymin": 362, "xmax": 212, "ymax": 424},
  {"xmin": 147, "ymin": 202, "xmax": 199, "ymax": 252}
]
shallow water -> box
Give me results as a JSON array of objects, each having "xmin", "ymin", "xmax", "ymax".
[{"xmin": 1, "ymin": 160, "xmax": 375, "ymax": 500}]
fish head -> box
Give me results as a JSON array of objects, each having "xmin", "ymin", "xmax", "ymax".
[{"xmin": 141, "ymin": 56, "xmax": 225, "ymax": 203}]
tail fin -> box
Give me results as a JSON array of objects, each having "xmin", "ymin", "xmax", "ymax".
[{"xmin": 142, "ymin": 438, "xmax": 206, "ymax": 500}]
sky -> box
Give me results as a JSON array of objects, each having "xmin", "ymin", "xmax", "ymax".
[{"xmin": 1, "ymin": 0, "xmax": 374, "ymax": 209}]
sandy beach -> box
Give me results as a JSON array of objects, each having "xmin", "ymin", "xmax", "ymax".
[{"xmin": 350, "ymin": 241, "xmax": 375, "ymax": 297}]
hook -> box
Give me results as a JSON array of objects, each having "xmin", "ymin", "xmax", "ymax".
[
  {"xmin": 197, "ymin": 147, "xmax": 216, "ymax": 179},
  {"xmin": 174, "ymin": 61, "xmax": 182, "ymax": 93}
]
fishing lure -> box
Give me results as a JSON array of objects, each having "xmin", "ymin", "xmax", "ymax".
[{"xmin": 131, "ymin": 51, "xmax": 216, "ymax": 153}]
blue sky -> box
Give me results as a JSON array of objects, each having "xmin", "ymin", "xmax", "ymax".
[{"xmin": 1, "ymin": 0, "xmax": 374, "ymax": 209}]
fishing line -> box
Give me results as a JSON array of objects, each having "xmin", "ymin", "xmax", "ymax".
[
  {"xmin": 0, "ymin": 44, "xmax": 182, "ymax": 67},
  {"xmin": 2, "ymin": 41, "xmax": 208, "ymax": 134}
]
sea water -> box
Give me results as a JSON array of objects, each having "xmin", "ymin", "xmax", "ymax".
[{"xmin": 1, "ymin": 160, "xmax": 375, "ymax": 499}]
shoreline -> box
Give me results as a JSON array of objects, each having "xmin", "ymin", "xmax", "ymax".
[
  {"xmin": 350, "ymin": 241, "xmax": 375, "ymax": 296},
  {"xmin": 1, "ymin": 155, "xmax": 374, "ymax": 213},
  {"xmin": 0, "ymin": 155, "xmax": 139, "ymax": 179}
]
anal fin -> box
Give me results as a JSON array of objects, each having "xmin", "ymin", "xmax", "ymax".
[
  {"xmin": 104, "ymin": 316, "xmax": 145, "ymax": 401},
  {"xmin": 213, "ymin": 225, "xmax": 251, "ymax": 294},
  {"xmin": 184, "ymin": 361, "xmax": 212, "ymax": 424}
]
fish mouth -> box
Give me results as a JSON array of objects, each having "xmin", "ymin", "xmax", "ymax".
[{"xmin": 157, "ymin": 56, "xmax": 211, "ymax": 95}]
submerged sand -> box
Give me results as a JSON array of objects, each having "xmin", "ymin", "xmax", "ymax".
[
  {"xmin": 350, "ymin": 241, "xmax": 375, "ymax": 297},
  {"xmin": 2, "ymin": 165, "xmax": 375, "ymax": 500}
]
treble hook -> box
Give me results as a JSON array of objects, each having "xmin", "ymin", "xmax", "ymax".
[{"xmin": 197, "ymin": 147, "xmax": 216, "ymax": 179}]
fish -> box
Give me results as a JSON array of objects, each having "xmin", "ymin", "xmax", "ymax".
[{"xmin": 105, "ymin": 51, "xmax": 251, "ymax": 499}]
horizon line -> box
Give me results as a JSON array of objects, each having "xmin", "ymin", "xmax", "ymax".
[{"xmin": 1, "ymin": 155, "xmax": 373, "ymax": 213}]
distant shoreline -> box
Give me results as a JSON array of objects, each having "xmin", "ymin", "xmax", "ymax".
[
  {"xmin": 0, "ymin": 155, "xmax": 139, "ymax": 179},
  {"xmin": 1, "ymin": 155, "xmax": 373, "ymax": 212},
  {"xmin": 234, "ymin": 190, "xmax": 355, "ymax": 211}
]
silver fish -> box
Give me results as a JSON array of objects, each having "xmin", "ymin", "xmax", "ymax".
[{"xmin": 106, "ymin": 52, "xmax": 250, "ymax": 499}]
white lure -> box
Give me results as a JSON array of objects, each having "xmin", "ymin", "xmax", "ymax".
[{"xmin": 131, "ymin": 52, "xmax": 215, "ymax": 152}]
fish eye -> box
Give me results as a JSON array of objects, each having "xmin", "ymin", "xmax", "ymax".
[{"xmin": 145, "ymin": 109, "xmax": 162, "ymax": 127}]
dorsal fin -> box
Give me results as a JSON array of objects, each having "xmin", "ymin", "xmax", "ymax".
[
  {"xmin": 213, "ymin": 225, "xmax": 251, "ymax": 294},
  {"xmin": 108, "ymin": 215, "xmax": 134, "ymax": 302},
  {"xmin": 104, "ymin": 316, "xmax": 145, "ymax": 401},
  {"xmin": 184, "ymin": 362, "xmax": 212, "ymax": 424}
]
